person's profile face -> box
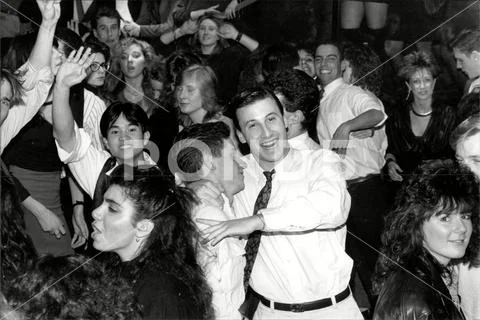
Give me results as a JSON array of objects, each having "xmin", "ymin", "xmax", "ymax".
[
  {"xmin": 297, "ymin": 49, "xmax": 315, "ymax": 78},
  {"xmin": 91, "ymin": 184, "xmax": 138, "ymax": 257},
  {"xmin": 456, "ymin": 132, "xmax": 480, "ymax": 179},
  {"xmin": 151, "ymin": 79, "xmax": 164, "ymax": 100},
  {"xmin": 0, "ymin": 79, "xmax": 13, "ymax": 126},
  {"xmin": 236, "ymin": 97, "xmax": 289, "ymax": 170},
  {"xmin": 315, "ymin": 44, "xmax": 342, "ymax": 86},
  {"xmin": 453, "ymin": 48, "xmax": 480, "ymax": 79},
  {"xmin": 176, "ymin": 75, "xmax": 203, "ymax": 117}
]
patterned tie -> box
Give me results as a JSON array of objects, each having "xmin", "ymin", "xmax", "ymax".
[
  {"xmin": 92, "ymin": 157, "xmax": 117, "ymax": 210},
  {"xmin": 243, "ymin": 169, "xmax": 275, "ymax": 291}
]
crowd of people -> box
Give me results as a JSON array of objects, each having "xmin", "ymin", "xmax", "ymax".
[{"xmin": 1, "ymin": 0, "xmax": 480, "ymax": 319}]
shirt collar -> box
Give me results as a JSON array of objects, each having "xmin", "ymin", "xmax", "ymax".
[
  {"xmin": 246, "ymin": 148, "xmax": 294, "ymax": 185},
  {"xmin": 323, "ymin": 78, "xmax": 345, "ymax": 99}
]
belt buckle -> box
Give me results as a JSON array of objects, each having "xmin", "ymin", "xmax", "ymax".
[{"xmin": 291, "ymin": 304, "xmax": 305, "ymax": 313}]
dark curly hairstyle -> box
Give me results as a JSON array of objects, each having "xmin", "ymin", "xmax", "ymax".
[
  {"xmin": 103, "ymin": 166, "xmax": 214, "ymax": 319},
  {"xmin": 264, "ymin": 69, "xmax": 319, "ymax": 130},
  {"xmin": 343, "ymin": 43, "xmax": 383, "ymax": 96},
  {"xmin": 1, "ymin": 169, "xmax": 37, "ymax": 290},
  {"xmin": 5, "ymin": 255, "xmax": 141, "ymax": 319},
  {"xmin": 373, "ymin": 160, "xmax": 480, "ymax": 294}
]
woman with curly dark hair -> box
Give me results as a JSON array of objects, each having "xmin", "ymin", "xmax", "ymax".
[
  {"xmin": 92, "ymin": 165, "xmax": 213, "ymax": 320},
  {"xmin": 385, "ymin": 51, "xmax": 457, "ymax": 184},
  {"xmin": 373, "ymin": 160, "xmax": 479, "ymax": 319},
  {"xmin": 4, "ymin": 255, "xmax": 141, "ymax": 319},
  {"xmin": 342, "ymin": 43, "xmax": 383, "ymax": 97}
]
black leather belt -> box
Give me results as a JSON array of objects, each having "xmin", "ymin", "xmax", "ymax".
[
  {"xmin": 250, "ymin": 287, "xmax": 351, "ymax": 312},
  {"xmin": 347, "ymin": 173, "xmax": 380, "ymax": 188}
]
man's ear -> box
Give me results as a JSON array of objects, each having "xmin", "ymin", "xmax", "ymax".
[
  {"xmin": 472, "ymin": 50, "xmax": 480, "ymax": 62},
  {"xmin": 236, "ymin": 129, "xmax": 247, "ymax": 144},
  {"xmin": 102, "ymin": 137, "xmax": 110, "ymax": 151},
  {"xmin": 136, "ymin": 219, "xmax": 154, "ymax": 239},
  {"xmin": 143, "ymin": 131, "xmax": 151, "ymax": 146},
  {"xmin": 93, "ymin": 29, "xmax": 98, "ymax": 38}
]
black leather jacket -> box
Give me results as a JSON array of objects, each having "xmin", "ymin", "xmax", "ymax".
[{"xmin": 373, "ymin": 253, "xmax": 465, "ymax": 320}]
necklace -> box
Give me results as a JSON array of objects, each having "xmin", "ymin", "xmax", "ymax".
[{"xmin": 410, "ymin": 104, "xmax": 433, "ymax": 117}]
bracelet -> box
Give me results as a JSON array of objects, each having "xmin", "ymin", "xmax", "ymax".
[
  {"xmin": 72, "ymin": 201, "xmax": 84, "ymax": 209},
  {"xmin": 235, "ymin": 32, "xmax": 243, "ymax": 42}
]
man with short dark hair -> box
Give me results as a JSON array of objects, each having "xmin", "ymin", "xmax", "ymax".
[
  {"xmin": 90, "ymin": 6, "xmax": 122, "ymax": 56},
  {"xmin": 171, "ymin": 121, "xmax": 246, "ymax": 319},
  {"xmin": 198, "ymin": 87, "xmax": 362, "ymax": 319},
  {"xmin": 265, "ymin": 69, "xmax": 320, "ymax": 150},
  {"xmin": 314, "ymin": 41, "xmax": 388, "ymax": 309},
  {"xmin": 451, "ymin": 29, "xmax": 480, "ymax": 94}
]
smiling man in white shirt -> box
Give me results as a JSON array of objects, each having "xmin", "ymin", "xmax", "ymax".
[{"xmin": 198, "ymin": 87, "xmax": 363, "ymax": 319}]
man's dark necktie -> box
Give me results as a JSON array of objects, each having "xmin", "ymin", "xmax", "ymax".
[
  {"xmin": 243, "ymin": 169, "xmax": 275, "ymax": 290},
  {"xmin": 92, "ymin": 156, "xmax": 117, "ymax": 210}
]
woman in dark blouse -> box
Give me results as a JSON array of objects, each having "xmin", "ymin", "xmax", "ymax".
[
  {"xmin": 385, "ymin": 51, "xmax": 456, "ymax": 182},
  {"xmin": 92, "ymin": 165, "xmax": 213, "ymax": 320}
]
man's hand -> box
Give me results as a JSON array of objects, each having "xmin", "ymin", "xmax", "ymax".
[
  {"xmin": 34, "ymin": 206, "xmax": 66, "ymax": 239},
  {"xmin": 190, "ymin": 5, "xmax": 221, "ymax": 20},
  {"xmin": 56, "ymin": 47, "xmax": 95, "ymax": 89},
  {"xmin": 179, "ymin": 19, "xmax": 198, "ymax": 36},
  {"xmin": 37, "ymin": 0, "xmax": 61, "ymax": 25},
  {"xmin": 123, "ymin": 21, "xmax": 140, "ymax": 37},
  {"xmin": 197, "ymin": 215, "xmax": 264, "ymax": 246},
  {"xmin": 330, "ymin": 122, "xmax": 352, "ymax": 157},
  {"xmin": 71, "ymin": 206, "xmax": 89, "ymax": 248},
  {"xmin": 350, "ymin": 128, "xmax": 374, "ymax": 139},
  {"xmin": 387, "ymin": 160, "xmax": 403, "ymax": 181},
  {"xmin": 218, "ymin": 23, "xmax": 239, "ymax": 40},
  {"xmin": 224, "ymin": 0, "xmax": 239, "ymax": 19},
  {"xmin": 187, "ymin": 180, "xmax": 224, "ymax": 208}
]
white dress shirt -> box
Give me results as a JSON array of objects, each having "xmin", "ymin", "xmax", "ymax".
[
  {"xmin": 1, "ymin": 62, "xmax": 53, "ymax": 153},
  {"xmin": 233, "ymin": 148, "xmax": 356, "ymax": 313},
  {"xmin": 194, "ymin": 194, "xmax": 245, "ymax": 320},
  {"xmin": 316, "ymin": 78, "xmax": 388, "ymax": 179},
  {"xmin": 56, "ymin": 126, "xmax": 155, "ymax": 198},
  {"xmin": 458, "ymin": 263, "xmax": 480, "ymax": 320},
  {"xmin": 288, "ymin": 132, "xmax": 320, "ymax": 151},
  {"xmin": 83, "ymin": 89, "xmax": 106, "ymax": 151},
  {"xmin": 468, "ymin": 77, "xmax": 480, "ymax": 94}
]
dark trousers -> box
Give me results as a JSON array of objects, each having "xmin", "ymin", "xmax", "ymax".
[{"xmin": 346, "ymin": 174, "xmax": 390, "ymax": 306}]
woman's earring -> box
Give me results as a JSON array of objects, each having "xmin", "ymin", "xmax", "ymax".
[{"xmin": 405, "ymin": 87, "xmax": 411, "ymax": 100}]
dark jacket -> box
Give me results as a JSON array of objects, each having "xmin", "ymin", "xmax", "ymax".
[{"xmin": 373, "ymin": 253, "xmax": 465, "ymax": 320}]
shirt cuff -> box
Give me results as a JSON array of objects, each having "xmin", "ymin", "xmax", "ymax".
[{"xmin": 56, "ymin": 126, "xmax": 93, "ymax": 163}]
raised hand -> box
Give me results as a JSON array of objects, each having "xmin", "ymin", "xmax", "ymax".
[
  {"xmin": 179, "ymin": 19, "xmax": 199, "ymax": 36},
  {"xmin": 56, "ymin": 47, "xmax": 95, "ymax": 89},
  {"xmin": 218, "ymin": 23, "xmax": 238, "ymax": 40},
  {"xmin": 36, "ymin": 0, "xmax": 61, "ymax": 25},
  {"xmin": 190, "ymin": 4, "xmax": 222, "ymax": 20},
  {"xmin": 123, "ymin": 21, "xmax": 141, "ymax": 37},
  {"xmin": 225, "ymin": 0, "xmax": 239, "ymax": 19}
]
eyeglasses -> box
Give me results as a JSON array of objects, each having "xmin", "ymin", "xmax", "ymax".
[{"xmin": 90, "ymin": 62, "xmax": 110, "ymax": 72}]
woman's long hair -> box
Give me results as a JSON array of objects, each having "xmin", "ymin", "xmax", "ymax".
[
  {"xmin": 1, "ymin": 166, "xmax": 37, "ymax": 288},
  {"xmin": 108, "ymin": 38, "xmax": 158, "ymax": 110},
  {"xmin": 373, "ymin": 160, "xmax": 480, "ymax": 294},
  {"xmin": 103, "ymin": 166, "xmax": 214, "ymax": 319}
]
